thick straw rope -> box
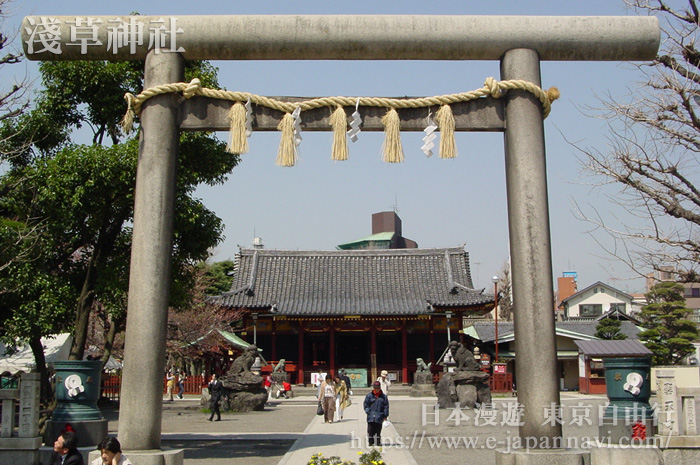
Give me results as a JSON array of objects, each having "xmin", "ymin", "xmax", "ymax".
[{"xmin": 121, "ymin": 77, "xmax": 560, "ymax": 165}]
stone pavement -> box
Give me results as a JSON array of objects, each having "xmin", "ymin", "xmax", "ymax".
[
  {"xmin": 276, "ymin": 396, "xmax": 419, "ymax": 465},
  {"xmin": 96, "ymin": 392, "xmax": 612, "ymax": 465}
]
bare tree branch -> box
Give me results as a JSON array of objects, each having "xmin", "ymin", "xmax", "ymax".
[{"xmin": 574, "ymin": 1, "xmax": 700, "ymax": 280}]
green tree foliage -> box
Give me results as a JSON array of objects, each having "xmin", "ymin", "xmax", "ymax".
[
  {"xmin": 595, "ymin": 318, "xmax": 628, "ymax": 340},
  {"xmin": 638, "ymin": 282, "xmax": 699, "ymax": 366},
  {"xmin": 0, "ymin": 55, "xmax": 240, "ymax": 384},
  {"xmin": 200, "ymin": 260, "xmax": 235, "ymax": 295}
]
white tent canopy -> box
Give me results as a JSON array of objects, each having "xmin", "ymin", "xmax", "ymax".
[{"xmin": 0, "ymin": 333, "xmax": 72, "ymax": 374}]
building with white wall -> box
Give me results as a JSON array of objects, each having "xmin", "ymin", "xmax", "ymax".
[{"xmin": 559, "ymin": 281, "xmax": 635, "ymax": 319}]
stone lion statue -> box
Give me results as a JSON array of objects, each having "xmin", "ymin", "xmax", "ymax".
[
  {"xmin": 416, "ymin": 358, "xmax": 432, "ymax": 373},
  {"xmin": 229, "ymin": 345, "xmax": 258, "ymax": 375},
  {"xmin": 273, "ymin": 359, "xmax": 286, "ymax": 373},
  {"xmin": 448, "ymin": 341, "xmax": 480, "ymax": 371}
]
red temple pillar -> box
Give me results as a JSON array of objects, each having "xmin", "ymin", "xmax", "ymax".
[
  {"xmin": 401, "ymin": 323, "xmax": 408, "ymax": 384},
  {"xmin": 329, "ymin": 325, "xmax": 336, "ymax": 377},
  {"xmin": 297, "ymin": 322, "xmax": 305, "ymax": 385}
]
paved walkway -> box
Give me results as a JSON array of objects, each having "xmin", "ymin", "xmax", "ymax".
[
  {"xmin": 90, "ymin": 391, "xmax": 611, "ymax": 464},
  {"xmin": 277, "ymin": 396, "xmax": 419, "ymax": 465}
]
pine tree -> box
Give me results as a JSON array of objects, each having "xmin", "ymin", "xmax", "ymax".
[
  {"xmin": 595, "ymin": 318, "xmax": 628, "ymax": 340},
  {"xmin": 638, "ymin": 282, "xmax": 699, "ymax": 366}
]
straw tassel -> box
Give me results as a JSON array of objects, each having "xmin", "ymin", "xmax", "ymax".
[
  {"xmin": 227, "ymin": 101, "xmax": 249, "ymax": 154},
  {"xmin": 276, "ymin": 113, "xmax": 297, "ymax": 167},
  {"xmin": 381, "ymin": 108, "xmax": 404, "ymax": 163},
  {"xmin": 120, "ymin": 110, "xmax": 135, "ymax": 135},
  {"xmin": 329, "ymin": 105, "xmax": 349, "ymax": 161},
  {"xmin": 120, "ymin": 93, "xmax": 136, "ymax": 134},
  {"xmin": 435, "ymin": 104, "xmax": 457, "ymax": 159}
]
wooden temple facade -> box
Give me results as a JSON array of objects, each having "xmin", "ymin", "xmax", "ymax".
[{"xmin": 216, "ymin": 246, "xmax": 494, "ymax": 386}]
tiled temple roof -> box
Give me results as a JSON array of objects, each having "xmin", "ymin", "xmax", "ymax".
[{"xmin": 215, "ymin": 247, "xmax": 493, "ymax": 316}]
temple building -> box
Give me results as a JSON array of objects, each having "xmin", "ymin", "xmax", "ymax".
[{"xmin": 215, "ymin": 212, "xmax": 494, "ymax": 386}]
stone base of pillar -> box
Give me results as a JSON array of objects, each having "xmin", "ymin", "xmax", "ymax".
[
  {"xmin": 590, "ymin": 444, "xmax": 662, "ymax": 465},
  {"xmin": 44, "ymin": 419, "xmax": 108, "ymax": 447},
  {"xmin": 88, "ymin": 448, "xmax": 184, "ymax": 465},
  {"xmin": 495, "ymin": 448, "xmax": 590, "ymax": 465},
  {"xmin": 0, "ymin": 436, "xmax": 42, "ymax": 465},
  {"xmin": 598, "ymin": 419, "xmax": 657, "ymax": 445}
]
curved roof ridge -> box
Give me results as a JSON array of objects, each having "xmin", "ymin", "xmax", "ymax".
[{"xmin": 237, "ymin": 246, "xmax": 467, "ymax": 256}]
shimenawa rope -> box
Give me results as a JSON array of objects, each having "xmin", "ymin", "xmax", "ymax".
[{"xmin": 121, "ymin": 77, "xmax": 560, "ymax": 166}]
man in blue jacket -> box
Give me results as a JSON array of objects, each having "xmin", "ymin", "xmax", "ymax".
[{"xmin": 363, "ymin": 380, "xmax": 389, "ymax": 447}]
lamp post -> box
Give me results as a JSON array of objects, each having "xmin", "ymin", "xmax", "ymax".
[
  {"xmin": 252, "ymin": 313, "xmax": 258, "ymax": 345},
  {"xmin": 492, "ymin": 275, "xmax": 499, "ymax": 363},
  {"xmin": 446, "ymin": 311, "xmax": 452, "ymax": 343}
]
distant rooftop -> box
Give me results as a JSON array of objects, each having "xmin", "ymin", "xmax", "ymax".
[
  {"xmin": 337, "ymin": 231, "xmax": 394, "ymax": 249},
  {"xmin": 337, "ymin": 211, "xmax": 417, "ymax": 250}
]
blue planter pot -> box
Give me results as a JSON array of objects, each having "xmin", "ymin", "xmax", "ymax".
[
  {"xmin": 52, "ymin": 360, "xmax": 104, "ymax": 422},
  {"xmin": 603, "ymin": 357, "xmax": 653, "ymax": 419}
]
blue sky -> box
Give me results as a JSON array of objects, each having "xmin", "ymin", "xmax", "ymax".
[{"xmin": 5, "ymin": 1, "xmax": 658, "ymax": 292}]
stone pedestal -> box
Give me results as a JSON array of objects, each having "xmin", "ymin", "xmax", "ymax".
[
  {"xmin": 44, "ymin": 419, "xmax": 108, "ymax": 448},
  {"xmin": 220, "ymin": 372, "xmax": 267, "ymax": 412},
  {"xmin": 0, "ymin": 373, "xmax": 45, "ymax": 463},
  {"xmin": 271, "ymin": 372, "xmax": 289, "ymax": 384},
  {"xmin": 410, "ymin": 371, "xmax": 435, "ymax": 397},
  {"xmin": 598, "ymin": 417, "xmax": 656, "ymax": 445},
  {"xmin": 414, "ymin": 372, "xmax": 432, "ymax": 385},
  {"xmin": 591, "ymin": 444, "xmax": 661, "ymax": 465},
  {"xmin": 0, "ymin": 437, "xmax": 42, "ymax": 465},
  {"xmin": 495, "ymin": 448, "xmax": 590, "ymax": 464},
  {"xmin": 437, "ymin": 371, "xmax": 491, "ymax": 408}
]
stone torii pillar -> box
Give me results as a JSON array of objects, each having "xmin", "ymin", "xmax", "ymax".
[
  {"xmin": 118, "ymin": 50, "xmax": 183, "ymax": 452},
  {"xmin": 22, "ymin": 14, "xmax": 659, "ymax": 463}
]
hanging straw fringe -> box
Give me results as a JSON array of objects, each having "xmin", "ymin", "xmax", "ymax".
[
  {"xmin": 381, "ymin": 108, "xmax": 404, "ymax": 163},
  {"xmin": 435, "ymin": 105, "xmax": 457, "ymax": 159},
  {"xmin": 120, "ymin": 77, "xmax": 561, "ymax": 164},
  {"xmin": 120, "ymin": 94, "xmax": 136, "ymax": 134},
  {"xmin": 329, "ymin": 105, "xmax": 349, "ymax": 161},
  {"xmin": 227, "ymin": 102, "xmax": 249, "ymax": 154},
  {"xmin": 276, "ymin": 113, "xmax": 297, "ymax": 167}
]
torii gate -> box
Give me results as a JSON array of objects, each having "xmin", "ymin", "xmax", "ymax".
[{"xmin": 23, "ymin": 14, "xmax": 658, "ymax": 463}]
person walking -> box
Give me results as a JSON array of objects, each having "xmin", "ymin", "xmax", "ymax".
[
  {"xmin": 339, "ymin": 369, "xmax": 352, "ymax": 395},
  {"xmin": 208, "ymin": 373, "xmax": 223, "ymax": 421},
  {"xmin": 363, "ymin": 381, "xmax": 389, "ymax": 447},
  {"xmin": 377, "ymin": 370, "xmax": 391, "ymax": 396},
  {"xmin": 177, "ymin": 372, "xmax": 186, "ymax": 399},
  {"xmin": 318, "ymin": 374, "xmax": 336, "ymax": 423},
  {"xmin": 334, "ymin": 374, "xmax": 349, "ymax": 421},
  {"xmin": 165, "ymin": 371, "xmax": 175, "ymax": 401}
]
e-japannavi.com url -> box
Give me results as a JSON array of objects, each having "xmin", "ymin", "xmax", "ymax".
[{"xmin": 349, "ymin": 430, "xmax": 673, "ymax": 452}]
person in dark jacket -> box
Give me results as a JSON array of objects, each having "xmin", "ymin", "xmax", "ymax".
[
  {"xmin": 50, "ymin": 430, "xmax": 84, "ymax": 465},
  {"xmin": 339, "ymin": 369, "xmax": 352, "ymax": 395},
  {"xmin": 208, "ymin": 373, "xmax": 223, "ymax": 421},
  {"xmin": 363, "ymin": 381, "xmax": 389, "ymax": 447}
]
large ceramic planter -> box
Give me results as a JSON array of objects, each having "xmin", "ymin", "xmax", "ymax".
[
  {"xmin": 51, "ymin": 360, "xmax": 104, "ymax": 421},
  {"xmin": 602, "ymin": 357, "xmax": 653, "ymax": 419}
]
